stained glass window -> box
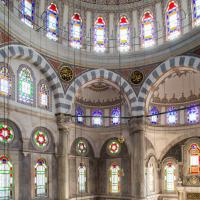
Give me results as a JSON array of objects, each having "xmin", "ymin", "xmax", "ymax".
[
  {"xmin": 0, "ymin": 155, "xmax": 14, "ymax": 199},
  {"xmin": 76, "ymin": 106, "xmax": 84, "ymax": 124},
  {"xmin": 78, "ymin": 164, "xmax": 86, "ymax": 193},
  {"xmin": 188, "ymin": 143, "xmax": 200, "ymax": 174},
  {"xmin": 118, "ymin": 16, "xmax": 130, "ymax": 52},
  {"xmin": 70, "ymin": 13, "xmax": 82, "ymax": 49},
  {"xmin": 0, "ymin": 123, "xmax": 14, "ymax": 144},
  {"xmin": 187, "ymin": 106, "xmax": 199, "ymax": 124},
  {"xmin": 35, "ymin": 159, "xmax": 48, "ymax": 197},
  {"xmin": 147, "ymin": 164, "xmax": 154, "ymax": 193},
  {"xmin": 0, "ymin": 65, "xmax": 12, "ymax": 96},
  {"xmin": 108, "ymin": 140, "xmax": 121, "ymax": 156},
  {"xmin": 193, "ymin": 0, "xmax": 200, "ymax": 26},
  {"xmin": 39, "ymin": 82, "xmax": 49, "ymax": 109},
  {"xmin": 76, "ymin": 140, "xmax": 87, "ymax": 155},
  {"xmin": 166, "ymin": 107, "xmax": 178, "ymax": 125},
  {"xmin": 94, "ymin": 17, "xmax": 106, "ymax": 53},
  {"xmin": 109, "ymin": 163, "xmax": 120, "ymax": 193},
  {"xmin": 92, "ymin": 110, "xmax": 103, "ymax": 126},
  {"xmin": 141, "ymin": 11, "xmax": 155, "ymax": 48},
  {"xmin": 164, "ymin": 162, "xmax": 176, "ymax": 191},
  {"xmin": 150, "ymin": 106, "xmax": 159, "ymax": 124},
  {"xmin": 46, "ymin": 3, "xmax": 58, "ymax": 41},
  {"xmin": 111, "ymin": 107, "xmax": 120, "ymax": 125},
  {"xmin": 21, "ymin": 0, "xmax": 34, "ymax": 27},
  {"xmin": 33, "ymin": 130, "xmax": 48, "ymax": 149},
  {"xmin": 18, "ymin": 66, "xmax": 34, "ymax": 105},
  {"xmin": 166, "ymin": 1, "xmax": 180, "ymax": 40}
]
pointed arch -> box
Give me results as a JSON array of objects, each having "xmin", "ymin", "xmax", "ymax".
[{"xmin": 65, "ymin": 69, "xmax": 137, "ymax": 115}]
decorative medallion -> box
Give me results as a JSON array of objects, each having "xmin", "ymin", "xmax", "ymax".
[
  {"xmin": 33, "ymin": 130, "xmax": 49, "ymax": 149},
  {"xmin": 0, "ymin": 124, "xmax": 14, "ymax": 144},
  {"xmin": 107, "ymin": 140, "xmax": 121, "ymax": 156},
  {"xmin": 76, "ymin": 140, "xmax": 88, "ymax": 155},
  {"xmin": 59, "ymin": 65, "xmax": 74, "ymax": 82},
  {"xmin": 130, "ymin": 70, "xmax": 144, "ymax": 85}
]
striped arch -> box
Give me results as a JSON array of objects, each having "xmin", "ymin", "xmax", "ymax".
[
  {"xmin": 65, "ymin": 69, "xmax": 137, "ymax": 115},
  {"xmin": 0, "ymin": 44, "xmax": 66, "ymax": 113},
  {"xmin": 138, "ymin": 55, "xmax": 200, "ymax": 116}
]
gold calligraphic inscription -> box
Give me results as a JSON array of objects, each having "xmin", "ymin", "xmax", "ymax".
[
  {"xmin": 59, "ymin": 65, "xmax": 73, "ymax": 82},
  {"xmin": 187, "ymin": 193, "xmax": 200, "ymax": 199},
  {"xmin": 130, "ymin": 70, "xmax": 144, "ymax": 85}
]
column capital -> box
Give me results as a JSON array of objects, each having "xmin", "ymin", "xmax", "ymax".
[
  {"xmin": 56, "ymin": 113, "xmax": 72, "ymax": 132},
  {"xmin": 129, "ymin": 117, "xmax": 145, "ymax": 133}
]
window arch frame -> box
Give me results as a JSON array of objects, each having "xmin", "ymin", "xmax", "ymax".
[
  {"xmin": 111, "ymin": 107, "xmax": 120, "ymax": 125},
  {"xmin": 70, "ymin": 13, "xmax": 82, "ymax": 49},
  {"xmin": 149, "ymin": 106, "xmax": 160, "ymax": 125},
  {"xmin": 166, "ymin": 106, "xmax": 178, "ymax": 125},
  {"xmin": 92, "ymin": 109, "xmax": 103, "ymax": 127},
  {"xmin": 76, "ymin": 106, "xmax": 85, "ymax": 124},
  {"xmin": 17, "ymin": 64, "xmax": 36, "ymax": 106},
  {"xmin": 141, "ymin": 10, "xmax": 155, "ymax": 48},
  {"xmin": 78, "ymin": 164, "xmax": 87, "ymax": 193},
  {"xmin": 186, "ymin": 105, "xmax": 199, "ymax": 124},
  {"xmin": 165, "ymin": 0, "xmax": 181, "ymax": 41}
]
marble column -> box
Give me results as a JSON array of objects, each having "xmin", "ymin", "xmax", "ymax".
[
  {"xmin": 109, "ymin": 13, "xmax": 114, "ymax": 53},
  {"xmin": 180, "ymin": 0, "xmax": 190, "ymax": 34},
  {"xmin": 62, "ymin": 4, "xmax": 69, "ymax": 46},
  {"xmin": 86, "ymin": 10, "xmax": 92, "ymax": 51},
  {"xmin": 129, "ymin": 117, "xmax": 146, "ymax": 200},
  {"xmin": 132, "ymin": 10, "xmax": 140, "ymax": 51},
  {"xmin": 57, "ymin": 114, "xmax": 71, "ymax": 200},
  {"xmin": 155, "ymin": 2, "xmax": 164, "ymax": 45},
  {"xmin": 39, "ymin": 0, "xmax": 45, "ymax": 28}
]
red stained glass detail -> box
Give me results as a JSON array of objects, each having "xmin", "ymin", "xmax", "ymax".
[
  {"xmin": 97, "ymin": 17, "xmax": 105, "ymax": 25},
  {"xmin": 48, "ymin": 3, "xmax": 58, "ymax": 13},
  {"xmin": 168, "ymin": 2, "xmax": 176, "ymax": 10},
  {"xmin": 120, "ymin": 17, "xmax": 128, "ymax": 24},
  {"xmin": 73, "ymin": 13, "xmax": 81, "ymax": 21}
]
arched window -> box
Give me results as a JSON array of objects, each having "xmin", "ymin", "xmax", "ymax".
[
  {"xmin": 94, "ymin": 17, "xmax": 106, "ymax": 52},
  {"xmin": 188, "ymin": 143, "xmax": 200, "ymax": 174},
  {"xmin": 111, "ymin": 107, "xmax": 120, "ymax": 125},
  {"xmin": 192, "ymin": 0, "xmax": 200, "ymax": 26},
  {"xmin": 0, "ymin": 65, "xmax": 12, "ymax": 96},
  {"xmin": 46, "ymin": 3, "xmax": 59, "ymax": 41},
  {"xmin": 18, "ymin": 66, "xmax": 34, "ymax": 105},
  {"xmin": 164, "ymin": 162, "xmax": 176, "ymax": 191},
  {"xmin": 166, "ymin": 107, "xmax": 178, "ymax": 125},
  {"xmin": 118, "ymin": 16, "xmax": 130, "ymax": 52},
  {"xmin": 109, "ymin": 163, "xmax": 121, "ymax": 193},
  {"xmin": 78, "ymin": 164, "xmax": 87, "ymax": 193},
  {"xmin": 147, "ymin": 163, "xmax": 155, "ymax": 193},
  {"xmin": 70, "ymin": 13, "xmax": 82, "ymax": 49},
  {"xmin": 76, "ymin": 106, "xmax": 84, "ymax": 124},
  {"xmin": 92, "ymin": 109, "xmax": 103, "ymax": 126},
  {"xmin": 166, "ymin": 1, "xmax": 180, "ymax": 40},
  {"xmin": 34, "ymin": 159, "xmax": 48, "ymax": 197},
  {"xmin": 141, "ymin": 11, "xmax": 155, "ymax": 48},
  {"xmin": 150, "ymin": 106, "xmax": 159, "ymax": 124},
  {"xmin": 21, "ymin": 0, "xmax": 35, "ymax": 27},
  {"xmin": 38, "ymin": 81, "xmax": 50, "ymax": 109},
  {"xmin": 187, "ymin": 105, "xmax": 199, "ymax": 124},
  {"xmin": 0, "ymin": 123, "xmax": 14, "ymax": 144},
  {"xmin": 0, "ymin": 155, "xmax": 14, "ymax": 199}
]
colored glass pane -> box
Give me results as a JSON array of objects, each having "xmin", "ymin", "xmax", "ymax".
[
  {"xmin": 33, "ymin": 130, "xmax": 48, "ymax": 148},
  {"xmin": 108, "ymin": 141, "xmax": 120, "ymax": 155},
  {"xmin": 78, "ymin": 165, "xmax": 86, "ymax": 192},
  {"xmin": 21, "ymin": 0, "xmax": 34, "ymax": 27},
  {"xmin": 0, "ymin": 65, "xmax": 11, "ymax": 96},
  {"xmin": 110, "ymin": 163, "xmax": 120, "ymax": 193},
  {"xmin": 0, "ymin": 155, "xmax": 14, "ymax": 199},
  {"xmin": 167, "ymin": 107, "xmax": 177, "ymax": 125},
  {"xmin": 112, "ymin": 107, "xmax": 120, "ymax": 125},
  {"xmin": 119, "ymin": 16, "xmax": 129, "ymax": 52},
  {"xmin": 187, "ymin": 106, "xmax": 199, "ymax": 124},
  {"xmin": 0, "ymin": 124, "xmax": 14, "ymax": 144},
  {"xmin": 46, "ymin": 3, "xmax": 58, "ymax": 41},
  {"xmin": 164, "ymin": 162, "xmax": 175, "ymax": 191},
  {"xmin": 142, "ymin": 11, "xmax": 155, "ymax": 48},
  {"xmin": 70, "ymin": 13, "xmax": 82, "ymax": 49},
  {"xmin": 189, "ymin": 144, "xmax": 200, "ymax": 174},
  {"xmin": 76, "ymin": 107, "xmax": 84, "ymax": 124},
  {"xmin": 94, "ymin": 17, "xmax": 106, "ymax": 52},
  {"xmin": 18, "ymin": 67, "xmax": 34, "ymax": 104},
  {"xmin": 193, "ymin": 0, "xmax": 200, "ymax": 26},
  {"xmin": 166, "ymin": 1, "xmax": 180, "ymax": 40},
  {"xmin": 35, "ymin": 159, "xmax": 48, "ymax": 197},
  {"xmin": 39, "ymin": 83, "xmax": 49, "ymax": 108},
  {"xmin": 92, "ymin": 110, "xmax": 103, "ymax": 126},
  {"xmin": 150, "ymin": 106, "xmax": 159, "ymax": 124},
  {"xmin": 77, "ymin": 140, "xmax": 87, "ymax": 155}
]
